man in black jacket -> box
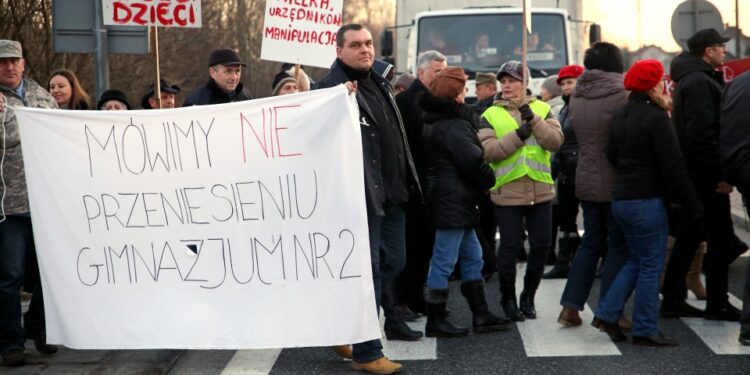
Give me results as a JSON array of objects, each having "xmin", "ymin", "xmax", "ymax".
[
  {"xmin": 472, "ymin": 72, "xmax": 497, "ymax": 115},
  {"xmin": 392, "ymin": 50, "xmax": 446, "ymax": 325},
  {"xmin": 665, "ymin": 28, "xmax": 739, "ymax": 320},
  {"xmin": 183, "ymin": 48, "xmax": 253, "ymax": 106},
  {"xmin": 719, "ymin": 70, "xmax": 750, "ymax": 346},
  {"xmin": 314, "ymin": 24, "xmax": 421, "ymax": 374},
  {"xmin": 544, "ymin": 64, "xmax": 584, "ymax": 279}
]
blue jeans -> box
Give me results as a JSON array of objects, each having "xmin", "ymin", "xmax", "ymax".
[
  {"xmin": 560, "ymin": 201, "xmax": 629, "ymax": 310},
  {"xmin": 353, "ymin": 205, "xmax": 406, "ymax": 363},
  {"xmin": 596, "ymin": 198, "xmax": 668, "ymax": 337},
  {"xmin": 0, "ymin": 215, "xmax": 46, "ymax": 353},
  {"xmin": 425, "ymin": 228, "xmax": 484, "ymax": 289}
]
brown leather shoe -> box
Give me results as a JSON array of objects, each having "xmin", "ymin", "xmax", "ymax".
[
  {"xmin": 331, "ymin": 345, "xmax": 352, "ymax": 360},
  {"xmin": 352, "ymin": 357, "xmax": 403, "ymax": 374},
  {"xmin": 618, "ymin": 315, "xmax": 633, "ymax": 333},
  {"xmin": 557, "ymin": 307, "xmax": 582, "ymax": 327}
]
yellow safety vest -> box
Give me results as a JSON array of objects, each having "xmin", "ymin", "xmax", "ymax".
[{"xmin": 482, "ymin": 100, "xmax": 553, "ymax": 190}]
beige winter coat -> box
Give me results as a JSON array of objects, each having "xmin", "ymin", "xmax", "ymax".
[{"xmin": 478, "ymin": 96, "xmax": 563, "ymax": 206}]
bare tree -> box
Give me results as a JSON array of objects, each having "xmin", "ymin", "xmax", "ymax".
[{"xmin": 1, "ymin": 0, "xmax": 397, "ymax": 106}]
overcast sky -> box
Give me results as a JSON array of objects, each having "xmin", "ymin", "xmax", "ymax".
[{"xmin": 584, "ymin": 0, "xmax": 746, "ymax": 52}]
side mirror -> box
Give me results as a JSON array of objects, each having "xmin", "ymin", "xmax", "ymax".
[
  {"xmin": 380, "ymin": 30, "xmax": 394, "ymax": 57},
  {"xmin": 589, "ymin": 24, "xmax": 602, "ymax": 46}
]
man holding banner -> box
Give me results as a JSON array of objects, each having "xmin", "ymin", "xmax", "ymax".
[
  {"xmin": 0, "ymin": 39, "xmax": 58, "ymax": 367},
  {"xmin": 315, "ymin": 24, "xmax": 421, "ymax": 374},
  {"xmin": 183, "ymin": 48, "xmax": 253, "ymax": 106}
]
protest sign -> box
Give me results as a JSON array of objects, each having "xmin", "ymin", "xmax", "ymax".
[
  {"xmin": 102, "ymin": 0, "xmax": 202, "ymax": 28},
  {"xmin": 261, "ymin": 0, "xmax": 343, "ymax": 68},
  {"xmin": 15, "ymin": 87, "xmax": 380, "ymax": 349}
]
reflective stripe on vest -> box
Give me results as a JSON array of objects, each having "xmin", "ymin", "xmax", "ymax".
[{"xmin": 482, "ymin": 100, "xmax": 553, "ymax": 189}]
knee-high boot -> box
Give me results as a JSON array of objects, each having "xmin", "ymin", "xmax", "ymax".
[
  {"xmin": 424, "ymin": 287, "xmax": 469, "ymax": 338},
  {"xmin": 520, "ymin": 272, "xmax": 542, "ymax": 319},
  {"xmin": 499, "ymin": 274, "xmax": 525, "ymax": 322},
  {"xmin": 543, "ymin": 232, "xmax": 580, "ymax": 279},
  {"xmin": 686, "ymin": 242, "xmax": 707, "ymax": 300},
  {"xmin": 461, "ymin": 280, "xmax": 511, "ymax": 333}
]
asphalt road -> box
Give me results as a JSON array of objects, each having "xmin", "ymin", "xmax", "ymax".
[{"xmin": 6, "ymin": 196, "xmax": 750, "ymax": 375}]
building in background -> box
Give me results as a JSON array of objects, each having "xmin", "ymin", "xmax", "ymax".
[{"xmin": 625, "ymin": 45, "xmax": 677, "ymax": 74}]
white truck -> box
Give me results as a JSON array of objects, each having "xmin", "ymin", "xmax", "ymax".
[{"xmin": 381, "ymin": 0, "xmax": 598, "ymax": 98}]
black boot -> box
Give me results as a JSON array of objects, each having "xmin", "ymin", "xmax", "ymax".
[
  {"xmin": 424, "ymin": 287, "xmax": 469, "ymax": 338},
  {"xmin": 461, "ymin": 280, "xmax": 511, "ymax": 333},
  {"xmin": 384, "ymin": 319, "xmax": 424, "ymax": 341},
  {"xmin": 499, "ymin": 275, "xmax": 525, "ymax": 322},
  {"xmin": 519, "ymin": 272, "xmax": 541, "ymax": 319},
  {"xmin": 543, "ymin": 234, "xmax": 580, "ymax": 279}
]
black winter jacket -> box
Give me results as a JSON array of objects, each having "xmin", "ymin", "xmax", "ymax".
[
  {"xmin": 395, "ymin": 79, "xmax": 430, "ymax": 191},
  {"xmin": 606, "ymin": 92, "xmax": 702, "ymax": 218},
  {"xmin": 471, "ymin": 95, "xmax": 495, "ymax": 117},
  {"xmin": 670, "ymin": 52, "xmax": 725, "ymax": 188},
  {"xmin": 720, "ymin": 71, "xmax": 750, "ymax": 192},
  {"xmin": 420, "ymin": 93, "xmax": 495, "ymax": 228},
  {"xmin": 315, "ymin": 59, "xmax": 422, "ymax": 216},
  {"xmin": 182, "ymin": 79, "xmax": 253, "ymax": 106},
  {"xmin": 552, "ymin": 95, "xmax": 578, "ymax": 182}
]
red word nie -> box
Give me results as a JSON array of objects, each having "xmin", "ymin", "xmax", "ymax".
[
  {"xmin": 111, "ymin": 0, "xmax": 198, "ymax": 27},
  {"xmin": 240, "ymin": 105, "xmax": 304, "ymax": 161}
]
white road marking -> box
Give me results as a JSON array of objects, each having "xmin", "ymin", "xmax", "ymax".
[
  {"xmin": 381, "ymin": 312, "xmax": 437, "ymax": 360},
  {"xmin": 684, "ymin": 292, "xmax": 750, "ymax": 355},
  {"xmin": 515, "ymin": 265, "xmax": 622, "ymax": 357},
  {"xmin": 221, "ymin": 349, "xmax": 282, "ymax": 375}
]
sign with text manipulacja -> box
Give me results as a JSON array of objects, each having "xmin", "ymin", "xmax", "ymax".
[
  {"xmin": 102, "ymin": 0, "xmax": 202, "ymax": 28},
  {"xmin": 15, "ymin": 87, "xmax": 380, "ymax": 349},
  {"xmin": 261, "ymin": 0, "xmax": 344, "ymax": 69}
]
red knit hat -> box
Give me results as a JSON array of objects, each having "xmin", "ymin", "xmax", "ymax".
[
  {"xmin": 556, "ymin": 65, "xmax": 584, "ymax": 84},
  {"xmin": 429, "ymin": 66, "xmax": 467, "ymax": 99},
  {"xmin": 624, "ymin": 59, "xmax": 664, "ymax": 92}
]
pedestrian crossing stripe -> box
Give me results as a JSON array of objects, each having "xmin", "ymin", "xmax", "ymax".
[{"xmin": 684, "ymin": 293, "xmax": 750, "ymax": 355}]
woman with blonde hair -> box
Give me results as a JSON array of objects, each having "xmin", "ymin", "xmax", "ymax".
[
  {"xmin": 48, "ymin": 69, "xmax": 91, "ymax": 110},
  {"xmin": 593, "ymin": 59, "xmax": 702, "ymax": 346}
]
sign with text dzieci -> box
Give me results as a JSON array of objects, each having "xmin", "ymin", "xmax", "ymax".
[
  {"xmin": 261, "ymin": 0, "xmax": 343, "ymax": 68},
  {"xmin": 15, "ymin": 87, "xmax": 380, "ymax": 349},
  {"xmin": 102, "ymin": 0, "xmax": 202, "ymax": 28}
]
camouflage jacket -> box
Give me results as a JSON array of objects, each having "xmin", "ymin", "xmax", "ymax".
[{"xmin": 1, "ymin": 77, "xmax": 58, "ymax": 215}]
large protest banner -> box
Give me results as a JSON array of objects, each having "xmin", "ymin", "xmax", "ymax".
[
  {"xmin": 261, "ymin": 0, "xmax": 343, "ymax": 68},
  {"xmin": 14, "ymin": 87, "xmax": 381, "ymax": 349}
]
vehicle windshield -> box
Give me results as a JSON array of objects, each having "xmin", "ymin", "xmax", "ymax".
[{"xmin": 417, "ymin": 13, "xmax": 567, "ymax": 78}]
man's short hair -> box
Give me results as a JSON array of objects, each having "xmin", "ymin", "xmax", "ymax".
[
  {"xmin": 583, "ymin": 42, "xmax": 624, "ymax": 73},
  {"xmin": 336, "ymin": 24, "xmax": 365, "ymax": 48},
  {"xmin": 417, "ymin": 50, "xmax": 447, "ymax": 71},
  {"xmin": 541, "ymin": 75, "xmax": 563, "ymax": 97}
]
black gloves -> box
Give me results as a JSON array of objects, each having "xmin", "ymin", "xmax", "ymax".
[
  {"xmin": 519, "ymin": 103, "xmax": 534, "ymax": 123},
  {"xmin": 516, "ymin": 123, "xmax": 532, "ymax": 140}
]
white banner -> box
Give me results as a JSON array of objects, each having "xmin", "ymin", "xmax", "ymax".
[
  {"xmin": 260, "ymin": 0, "xmax": 343, "ymax": 68},
  {"xmin": 102, "ymin": 0, "xmax": 202, "ymax": 28},
  {"xmin": 15, "ymin": 87, "xmax": 380, "ymax": 349}
]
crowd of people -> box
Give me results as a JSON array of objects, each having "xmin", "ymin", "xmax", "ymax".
[{"xmin": 1, "ymin": 23, "xmax": 750, "ymax": 374}]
